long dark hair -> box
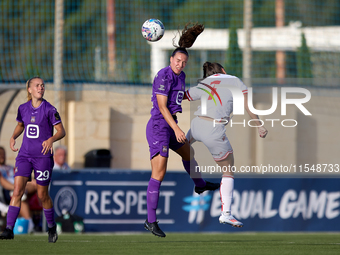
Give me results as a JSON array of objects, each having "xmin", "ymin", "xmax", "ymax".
[
  {"xmin": 171, "ymin": 23, "xmax": 204, "ymax": 57},
  {"xmin": 203, "ymin": 62, "xmax": 225, "ymax": 78}
]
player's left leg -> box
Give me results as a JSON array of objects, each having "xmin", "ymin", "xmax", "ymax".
[
  {"xmin": 217, "ymin": 154, "xmax": 243, "ymax": 228},
  {"xmin": 36, "ymin": 184, "xmax": 58, "ymax": 242},
  {"xmin": 34, "ymin": 157, "xmax": 58, "ymax": 242},
  {"xmin": 1, "ymin": 156, "xmax": 34, "ymax": 239}
]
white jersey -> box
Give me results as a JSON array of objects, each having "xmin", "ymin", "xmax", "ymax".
[{"xmin": 185, "ymin": 74, "xmax": 248, "ymax": 119}]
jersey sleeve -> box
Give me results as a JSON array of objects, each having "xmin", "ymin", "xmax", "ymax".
[
  {"xmin": 16, "ymin": 105, "xmax": 23, "ymax": 123},
  {"xmin": 237, "ymin": 79, "xmax": 248, "ymax": 94},
  {"xmin": 153, "ymin": 72, "xmax": 171, "ymax": 97},
  {"xmin": 48, "ymin": 106, "xmax": 62, "ymax": 126},
  {"xmin": 185, "ymin": 86, "xmax": 205, "ymax": 101}
]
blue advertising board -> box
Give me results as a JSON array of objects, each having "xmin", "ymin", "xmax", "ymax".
[{"xmin": 49, "ymin": 170, "xmax": 340, "ymax": 232}]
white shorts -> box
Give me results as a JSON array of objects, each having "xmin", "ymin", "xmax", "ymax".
[{"xmin": 187, "ymin": 117, "xmax": 233, "ymax": 161}]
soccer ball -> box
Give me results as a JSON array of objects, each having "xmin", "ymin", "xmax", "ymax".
[{"xmin": 141, "ymin": 19, "xmax": 165, "ymax": 42}]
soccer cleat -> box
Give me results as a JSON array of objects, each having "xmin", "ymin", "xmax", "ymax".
[
  {"xmin": 219, "ymin": 212, "xmax": 243, "ymax": 228},
  {"xmin": 144, "ymin": 220, "xmax": 166, "ymax": 237},
  {"xmin": 195, "ymin": 181, "xmax": 220, "ymax": 194},
  {"xmin": 48, "ymin": 224, "xmax": 58, "ymax": 243},
  {"xmin": 0, "ymin": 228, "xmax": 14, "ymax": 240}
]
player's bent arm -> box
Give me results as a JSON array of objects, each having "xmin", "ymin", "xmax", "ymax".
[
  {"xmin": 10, "ymin": 122, "xmax": 25, "ymax": 152},
  {"xmin": 41, "ymin": 122, "xmax": 66, "ymax": 155},
  {"xmin": 156, "ymin": 94, "xmax": 186, "ymax": 143},
  {"xmin": 53, "ymin": 122, "xmax": 66, "ymax": 141},
  {"xmin": 243, "ymin": 93, "xmax": 268, "ymax": 138},
  {"xmin": 156, "ymin": 94, "xmax": 179, "ymax": 130}
]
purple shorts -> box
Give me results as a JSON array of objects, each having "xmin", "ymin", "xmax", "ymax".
[
  {"xmin": 146, "ymin": 117, "xmax": 184, "ymax": 160},
  {"xmin": 15, "ymin": 155, "xmax": 54, "ymax": 186}
]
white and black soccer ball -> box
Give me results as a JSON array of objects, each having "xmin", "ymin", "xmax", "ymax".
[{"xmin": 141, "ymin": 19, "xmax": 165, "ymax": 42}]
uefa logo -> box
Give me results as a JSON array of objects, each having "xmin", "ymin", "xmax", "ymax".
[{"xmin": 54, "ymin": 186, "xmax": 78, "ymax": 216}]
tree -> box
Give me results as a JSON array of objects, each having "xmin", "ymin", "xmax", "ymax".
[
  {"xmin": 25, "ymin": 49, "xmax": 40, "ymax": 78},
  {"xmin": 297, "ymin": 33, "xmax": 313, "ymax": 78},
  {"xmin": 225, "ymin": 25, "xmax": 243, "ymax": 77},
  {"xmin": 129, "ymin": 47, "xmax": 141, "ymax": 83}
]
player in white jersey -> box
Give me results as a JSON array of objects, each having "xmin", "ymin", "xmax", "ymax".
[{"xmin": 185, "ymin": 62, "xmax": 268, "ymax": 227}]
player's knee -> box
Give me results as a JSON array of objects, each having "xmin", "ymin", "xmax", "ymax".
[
  {"xmin": 37, "ymin": 190, "xmax": 49, "ymax": 202},
  {"xmin": 38, "ymin": 195, "xmax": 51, "ymax": 205},
  {"xmin": 11, "ymin": 188, "xmax": 25, "ymax": 199},
  {"xmin": 151, "ymin": 170, "xmax": 166, "ymax": 182}
]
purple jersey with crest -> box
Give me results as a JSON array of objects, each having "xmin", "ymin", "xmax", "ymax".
[
  {"xmin": 150, "ymin": 66, "xmax": 186, "ymax": 118},
  {"xmin": 16, "ymin": 99, "xmax": 61, "ymax": 158}
]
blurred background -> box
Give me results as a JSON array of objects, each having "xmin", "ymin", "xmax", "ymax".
[
  {"xmin": 0, "ymin": 0, "xmax": 340, "ymax": 234},
  {"xmin": 0, "ymin": 0, "xmax": 339, "ymax": 83},
  {"xmin": 1, "ymin": 0, "xmax": 340, "ymax": 170}
]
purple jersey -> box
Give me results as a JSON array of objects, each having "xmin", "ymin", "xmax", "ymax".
[
  {"xmin": 16, "ymin": 99, "xmax": 61, "ymax": 158},
  {"xmin": 150, "ymin": 66, "xmax": 186, "ymax": 118}
]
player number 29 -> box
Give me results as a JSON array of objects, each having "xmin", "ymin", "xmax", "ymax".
[{"xmin": 36, "ymin": 170, "xmax": 50, "ymax": 181}]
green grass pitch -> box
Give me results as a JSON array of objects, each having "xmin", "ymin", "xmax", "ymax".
[{"xmin": 1, "ymin": 232, "xmax": 339, "ymax": 255}]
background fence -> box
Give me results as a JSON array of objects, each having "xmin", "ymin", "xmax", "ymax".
[{"xmin": 1, "ymin": 0, "xmax": 340, "ymax": 85}]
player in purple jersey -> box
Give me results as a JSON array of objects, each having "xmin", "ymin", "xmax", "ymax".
[
  {"xmin": 0, "ymin": 77, "xmax": 66, "ymax": 242},
  {"xmin": 144, "ymin": 23, "xmax": 220, "ymax": 238}
]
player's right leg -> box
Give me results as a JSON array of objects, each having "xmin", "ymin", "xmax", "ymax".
[
  {"xmin": 193, "ymin": 119, "xmax": 243, "ymax": 228},
  {"xmin": 0, "ymin": 228, "xmax": 14, "ymax": 240},
  {"xmin": 219, "ymin": 211, "xmax": 243, "ymax": 227},
  {"xmin": 145, "ymin": 117, "xmax": 171, "ymax": 237},
  {"xmin": 0, "ymin": 175, "xmax": 29, "ymax": 240},
  {"xmin": 144, "ymin": 154, "xmax": 167, "ymax": 237}
]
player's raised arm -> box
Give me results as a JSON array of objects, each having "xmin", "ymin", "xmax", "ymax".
[{"xmin": 243, "ymin": 93, "xmax": 268, "ymax": 138}]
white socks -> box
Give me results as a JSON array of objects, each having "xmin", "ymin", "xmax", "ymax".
[{"xmin": 220, "ymin": 176, "xmax": 234, "ymax": 213}]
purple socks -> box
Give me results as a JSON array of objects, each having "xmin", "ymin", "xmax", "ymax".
[
  {"xmin": 182, "ymin": 159, "xmax": 206, "ymax": 188},
  {"xmin": 6, "ymin": 206, "xmax": 20, "ymax": 230},
  {"xmin": 43, "ymin": 207, "xmax": 56, "ymax": 228},
  {"xmin": 6, "ymin": 205, "xmax": 55, "ymax": 230},
  {"xmin": 147, "ymin": 178, "xmax": 161, "ymax": 223}
]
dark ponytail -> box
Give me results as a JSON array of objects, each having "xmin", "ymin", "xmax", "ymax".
[{"xmin": 171, "ymin": 23, "xmax": 204, "ymax": 57}]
